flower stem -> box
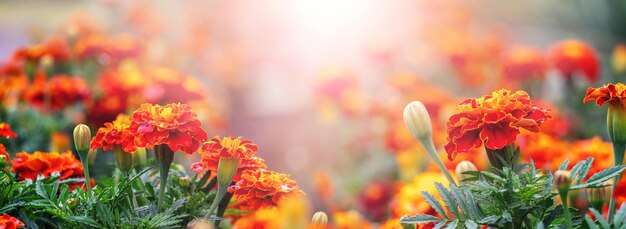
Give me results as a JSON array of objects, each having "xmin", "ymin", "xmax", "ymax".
[
  {"xmin": 205, "ymin": 183, "xmax": 228, "ymax": 220},
  {"xmin": 80, "ymin": 159, "xmax": 92, "ymax": 194},
  {"xmin": 420, "ymin": 138, "xmax": 457, "ymax": 186},
  {"xmin": 608, "ymin": 143, "xmax": 625, "ymax": 222},
  {"xmin": 154, "ymin": 145, "xmax": 174, "ymax": 211},
  {"xmin": 559, "ymin": 191, "xmax": 573, "ymax": 229}
]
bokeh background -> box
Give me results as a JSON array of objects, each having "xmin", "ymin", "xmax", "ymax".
[{"xmin": 1, "ymin": 0, "xmax": 626, "ymax": 225}]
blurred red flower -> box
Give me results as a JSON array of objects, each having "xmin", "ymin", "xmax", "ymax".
[
  {"xmin": 128, "ymin": 103, "xmax": 207, "ymax": 154},
  {"xmin": 13, "ymin": 38, "xmax": 72, "ymax": 63},
  {"xmin": 549, "ymin": 40, "xmax": 600, "ymax": 82},
  {"xmin": 0, "ymin": 213, "xmax": 24, "ymax": 229},
  {"xmin": 444, "ymin": 89, "xmax": 551, "ymax": 160},
  {"xmin": 21, "ymin": 74, "xmax": 90, "ymax": 111},
  {"xmin": 228, "ymin": 169, "xmax": 304, "ymax": 210},
  {"xmin": 11, "ymin": 151, "xmax": 92, "ymax": 189},
  {"xmin": 0, "ymin": 123, "xmax": 17, "ymax": 139},
  {"xmin": 500, "ymin": 46, "xmax": 546, "ymax": 81}
]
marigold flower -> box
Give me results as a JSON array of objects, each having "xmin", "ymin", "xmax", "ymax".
[
  {"xmin": 203, "ymin": 136, "xmax": 258, "ymax": 159},
  {"xmin": 128, "ymin": 103, "xmax": 207, "ymax": 154},
  {"xmin": 91, "ymin": 114, "xmax": 135, "ymax": 152},
  {"xmin": 13, "ymin": 38, "xmax": 72, "ymax": 63},
  {"xmin": 584, "ymin": 83, "xmax": 626, "ymax": 160},
  {"xmin": 21, "ymin": 75, "xmax": 91, "ymax": 111},
  {"xmin": 0, "ymin": 213, "xmax": 24, "ymax": 229},
  {"xmin": 228, "ymin": 169, "xmax": 304, "ymax": 210},
  {"xmin": 0, "ymin": 123, "xmax": 17, "ymax": 139},
  {"xmin": 500, "ymin": 46, "xmax": 546, "ymax": 81},
  {"xmin": 444, "ymin": 89, "xmax": 551, "ymax": 160},
  {"xmin": 0, "ymin": 144, "xmax": 9, "ymax": 163},
  {"xmin": 10, "ymin": 150, "xmax": 92, "ymax": 189},
  {"xmin": 190, "ymin": 144, "xmax": 266, "ymax": 182},
  {"xmin": 548, "ymin": 39, "xmax": 600, "ymax": 82}
]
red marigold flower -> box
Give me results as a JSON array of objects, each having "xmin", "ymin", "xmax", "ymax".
[
  {"xmin": 584, "ymin": 83, "xmax": 626, "ymax": 106},
  {"xmin": 202, "ymin": 136, "xmax": 258, "ymax": 159},
  {"xmin": 10, "ymin": 150, "xmax": 91, "ymax": 189},
  {"xmin": 500, "ymin": 46, "xmax": 546, "ymax": 81},
  {"xmin": 190, "ymin": 142, "xmax": 266, "ymax": 182},
  {"xmin": 548, "ymin": 39, "xmax": 600, "ymax": 82},
  {"xmin": 21, "ymin": 75, "xmax": 91, "ymax": 111},
  {"xmin": 128, "ymin": 103, "xmax": 207, "ymax": 154},
  {"xmin": 91, "ymin": 114, "xmax": 135, "ymax": 152},
  {"xmin": 228, "ymin": 169, "xmax": 304, "ymax": 210},
  {"xmin": 13, "ymin": 38, "xmax": 72, "ymax": 63},
  {"xmin": 0, "ymin": 123, "xmax": 17, "ymax": 139},
  {"xmin": 0, "ymin": 213, "xmax": 24, "ymax": 229},
  {"xmin": 444, "ymin": 89, "xmax": 551, "ymax": 160}
]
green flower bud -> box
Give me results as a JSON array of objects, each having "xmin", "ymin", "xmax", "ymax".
[
  {"xmin": 179, "ymin": 176, "xmax": 191, "ymax": 188},
  {"xmin": 67, "ymin": 198, "xmax": 77, "ymax": 209},
  {"xmin": 455, "ymin": 161, "xmax": 478, "ymax": 184},
  {"xmin": 73, "ymin": 124, "xmax": 91, "ymax": 155},
  {"xmin": 403, "ymin": 101, "xmax": 433, "ymax": 141},
  {"xmin": 311, "ymin": 211, "xmax": 328, "ymax": 229},
  {"xmin": 554, "ymin": 170, "xmax": 571, "ymax": 194}
]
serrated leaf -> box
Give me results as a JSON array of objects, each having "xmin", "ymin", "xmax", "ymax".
[
  {"xmin": 434, "ymin": 221, "xmax": 446, "ymax": 229},
  {"xmin": 477, "ymin": 215, "xmax": 499, "ymax": 225},
  {"xmin": 559, "ymin": 160, "xmax": 569, "ymax": 171},
  {"xmin": 481, "ymin": 171, "xmax": 506, "ymax": 183},
  {"xmin": 464, "ymin": 190, "xmax": 483, "ymax": 218},
  {"xmin": 589, "ymin": 208, "xmax": 609, "ymax": 229},
  {"xmin": 465, "ymin": 220, "xmax": 478, "ymax": 229},
  {"xmin": 585, "ymin": 214, "xmax": 600, "ymax": 229},
  {"xmin": 449, "ymin": 185, "xmax": 469, "ymax": 219},
  {"xmin": 571, "ymin": 166, "xmax": 626, "ymax": 190},
  {"xmin": 615, "ymin": 203, "xmax": 626, "ymax": 226},
  {"xmin": 67, "ymin": 216, "xmax": 103, "ymax": 228},
  {"xmin": 445, "ymin": 220, "xmax": 458, "ymax": 229},
  {"xmin": 400, "ymin": 214, "xmax": 443, "ymax": 224},
  {"xmin": 435, "ymin": 183, "xmax": 459, "ymax": 218},
  {"xmin": 421, "ymin": 191, "xmax": 448, "ymax": 219}
]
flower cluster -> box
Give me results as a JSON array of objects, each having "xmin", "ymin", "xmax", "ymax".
[
  {"xmin": 228, "ymin": 169, "xmax": 304, "ymax": 210},
  {"xmin": 91, "ymin": 114, "xmax": 135, "ymax": 152},
  {"xmin": 127, "ymin": 103, "xmax": 207, "ymax": 153},
  {"xmin": 444, "ymin": 89, "xmax": 551, "ymax": 160}
]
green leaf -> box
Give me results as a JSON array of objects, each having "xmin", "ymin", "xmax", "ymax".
[
  {"xmin": 569, "ymin": 158, "xmax": 593, "ymax": 185},
  {"xmin": 463, "ymin": 190, "xmax": 483, "ymax": 218},
  {"xmin": 449, "ymin": 185, "xmax": 470, "ymax": 219},
  {"xmin": 584, "ymin": 215, "xmax": 599, "ymax": 229},
  {"xmin": 589, "ymin": 208, "xmax": 609, "ymax": 229},
  {"xmin": 536, "ymin": 222, "xmax": 544, "ymax": 229},
  {"xmin": 615, "ymin": 203, "xmax": 626, "ymax": 226},
  {"xmin": 445, "ymin": 220, "xmax": 458, "ymax": 229},
  {"xmin": 558, "ymin": 159, "xmax": 569, "ymax": 171},
  {"xmin": 464, "ymin": 220, "xmax": 478, "ymax": 229},
  {"xmin": 400, "ymin": 214, "xmax": 443, "ymax": 224},
  {"xmin": 435, "ymin": 183, "xmax": 459, "ymax": 218},
  {"xmin": 421, "ymin": 191, "xmax": 448, "ymax": 219},
  {"xmin": 481, "ymin": 171, "xmax": 506, "ymax": 183},
  {"xmin": 571, "ymin": 166, "xmax": 626, "ymax": 190},
  {"xmin": 67, "ymin": 216, "xmax": 103, "ymax": 228}
]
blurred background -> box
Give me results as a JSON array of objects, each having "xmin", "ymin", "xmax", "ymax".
[{"xmin": 1, "ymin": 0, "xmax": 626, "ymax": 225}]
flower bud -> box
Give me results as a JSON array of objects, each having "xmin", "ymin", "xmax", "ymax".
[
  {"xmin": 73, "ymin": 124, "xmax": 91, "ymax": 155},
  {"xmin": 311, "ymin": 211, "xmax": 328, "ymax": 229},
  {"xmin": 403, "ymin": 101, "xmax": 433, "ymax": 141},
  {"xmin": 67, "ymin": 198, "xmax": 77, "ymax": 209},
  {"xmin": 179, "ymin": 176, "xmax": 191, "ymax": 188},
  {"xmin": 186, "ymin": 218, "xmax": 214, "ymax": 229},
  {"xmin": 113, "ymin": 145, "xmax": 133, "ymax": 173},
  {"xmin": 217, "ymin": 157, "xmax": 241, "ymax": 188},
  {"xmin": 554, "ymin": 170, "xmax": 571, "ymax": 194},
  {"xmin": 587, "ymin": 181, "xmax": 611, "ymax": 210},
  {"xmin": 455, "ymin": 161, "xmax": 478, "ymax": 184}
]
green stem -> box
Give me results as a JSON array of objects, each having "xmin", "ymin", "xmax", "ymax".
[
  {"xmin": 559, "ymin": 192, "xmax": 573, "ymax": 229},
  {"xmin": 205, "ymin": 183, "xmax": 228, "ymax": 220},
  {"xmin": 608, "ymin": 143, "xmax": 625, "ymax": 222},
  {"xmin": 214, "ymin": 191, "xmax": 234, "ymax": 227},
  {"xmin": 79, "ymin": 155, "xmax": 92, "ymax": 194},
  {"xmin": 420, "ymin": 138, "xmax": 457, "ymax": 186},
  {"xmin": 154, "ymin": 145, "xmax": 174, "ymax": 211},
  {"xmin": 158, "ymin": 159, "xmax": 171, "ymax": 210}
]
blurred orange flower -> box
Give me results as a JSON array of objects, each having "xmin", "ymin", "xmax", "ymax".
[
  {"xmin": 91, "ymin": 114, "xmax": 135, "ymax": 152},
  {"xmin": 391, "ymin": 172, "xmax": 448, "ymax": 218},
  {"xmin": 229, "ymin": 169, "xmax": 304, "ymax": 210},
  {"xmin": 549, "ymin": 40, "xmax": 600, "ymax": 82},
  {"xmin": 232, "ymin": 207, "xmax": 281, "ymax": 229},
  {"xmin": 128, "ymin": 103, "xmax": 207, "ymax": 154},
  {"xmin": 50, "ymin": 131, "xmax": 70, "ymax": 152},
  {"xmin": 519, "ymin": 133, "xmax": 567, "ymax": 171},
  {"xmin": 444, "ymin": 89, "xmax": 551, "ymax": 160},
  {"xmin": 21, "ymin": 75, "xmax": 91, "ymax": 111},
  {"xmin": 11, "ymin": 150, "xmax": 91, "ymax": 189},
  {"xmin": 0, "ymin": 213, "xmax": 24, "ymax": 229},
  {"xmin": 612, "ymin": 44, "xmax": 626, "ymax": 74},
  {"xmin": 500, "ymin": 46, "xmax": 546, "ymax": 81},
  {"xmin": 569, "ymin": 137, "xmax": 613, "ymax": 176},
  {"xmin": 0, "ymin": 60, "xmax": 28, "ymax": 103},
  {"xmin": 13, "ymin": 38, "xmax": 72, "ymax": 63},
  {"xmin": 584, "ymin": 83, "xmax": 626, "ymax": 106},
  {"xmin": 0, "ymin": 123, "xmax": 17, "ymax": 139},
  {"xmin": 333, "ymin": 210, "xmax": 372, "ymax": 229}
]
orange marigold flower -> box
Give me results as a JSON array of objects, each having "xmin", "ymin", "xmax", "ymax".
[
  {"xmin": 500, "ymin": 46, "xmax": 546, "ymax": 81},
  {"xmin": 13, "ymin": 38, "xmax": 72, "ymax": 63},
  {"xmin": 190, "ymin": 144, "xmax": 266, "ymax": 182},
  {"xmin": 0, "ymin": 213, "xmax": 24, "ymax": 229},
  {"xmin": 10, "ymin": 150, "xmax": 92, "ymax": 189},
  {"xmin": 21, "ymin": 75, "xmax": 91, "ymax": 111},
  {"xmin": 91, "ymin": 114, "xmax": 135, "ymax": 152},
  {"xmin": 202, "ymin": 136, "xmax": 258, "ymax": 159},
  {"xmin": 128, "ymin": 103, "xmax": 207, "ymax": 154},
  {"xmin": 444, "ymin": 89, "xmax": 551, "ymax": 160},
  {"xmin": 0, "ymin": 123, "xmax": 17, "ymax": 139},
  {"xmin": 228, "ymin": 169, "xmax": 304, "ymax": 210},
  {"xmin": 548, "ymin": 39, "xmax": 600, "ymax": 82},
  {"xmin": 584, "ymin": 83, "xmax": 626, "ymax": 106}
]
